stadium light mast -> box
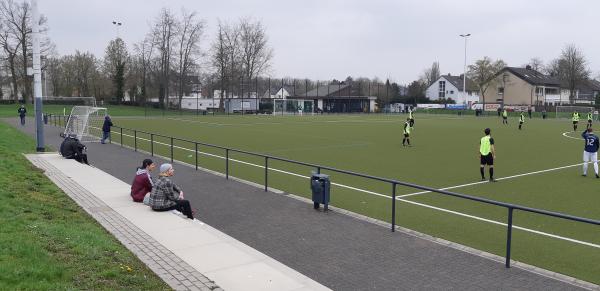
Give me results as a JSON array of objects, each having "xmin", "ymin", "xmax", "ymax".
[
  {"xmin": 459, "ymin": 33, "xmax": 470, "ymax": 109},
  {"xmin": 112, "ymin": 20, "xmax": 122, "ymax": 38},
  {"xmin": 32, "ymin": 0, "xmax": 44, "ymax": 151}
]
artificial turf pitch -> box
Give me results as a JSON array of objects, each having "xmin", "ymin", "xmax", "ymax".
[{"xmin": 78, "ymin": 112, "xmax": 600, "ymax": 284}]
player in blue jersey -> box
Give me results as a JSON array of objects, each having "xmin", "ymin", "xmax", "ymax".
[{"xmin": 581, "ymin": 128, "xmax": 600, "ymax": 178}]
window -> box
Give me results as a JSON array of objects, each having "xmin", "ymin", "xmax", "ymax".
[
  {"xmin": 438, "ymin": 81, "xmax": 446, "ymax": 98},
  {"xmin": 545, "ymin": 88, "xmax": 558, "ymax": 95},
  {"xmin": 536, "ymin": 87, "xmax": 544, "ymax": 95},
  {"xmin": 498, "ymin": 87, "xmax": 504, "ymax": 95},
  {"xmin": 450, "ymin": 90, "xmax": 454, "ymax": 94}
]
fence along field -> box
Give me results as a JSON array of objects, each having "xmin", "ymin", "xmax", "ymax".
[{"xmin": 47, "ymin": 112, "xmax": 600, "ymax": 284}]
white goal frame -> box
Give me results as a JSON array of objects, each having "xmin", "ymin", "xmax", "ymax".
[
  {"xmin": 555, "ymin": 105, "xmax": 594, "ymax": 119},
  {"xmin": 63, "ymin": 106, "xmax": 108, "ymax": 143}
]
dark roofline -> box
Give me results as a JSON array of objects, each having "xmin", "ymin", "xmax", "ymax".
[{"xmin": 499, "ymin": 67, "xmax": 561, "ymax": 87}]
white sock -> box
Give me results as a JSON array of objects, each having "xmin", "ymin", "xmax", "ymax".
[
  {"xmin": 583, "ymin": 163, "xmax": 588, "ymax": 175},
  {"xmin": 594, "ymin": 162, "xmax": 598, "ymax": 175}
]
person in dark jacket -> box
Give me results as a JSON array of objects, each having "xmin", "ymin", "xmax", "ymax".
[
  {"xmin": 101, "ymin": 115, "xmax": 113, "ymax": 144},
  {"xmin": 149, "ymin": 164, "xmax": 194, "ymax": 219},
  {"xmin": 60, "ymin": 134, "xmax": 89, "ymax": 165},
  {"xmin": 131, "ymin": 159, "xmax": 156, "ymax": 202},
  {"xmin": 17, "ymin": 105, "xmax": 26, "ymax": 126}
]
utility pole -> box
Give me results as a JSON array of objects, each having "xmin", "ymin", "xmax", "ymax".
[
  {"xmin": 459, "ymin": 33, "xmax": 471, "ymax": 107},
  {"xmin": 32, "ymin": 0, "xmax": 44, "ymax": 151}
]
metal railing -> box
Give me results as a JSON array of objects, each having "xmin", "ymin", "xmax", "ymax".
[{"xmin": 47, "ymin": 114, "xmax": 600, "ymax": 268}]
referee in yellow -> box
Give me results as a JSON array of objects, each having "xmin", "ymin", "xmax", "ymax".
[{"xmin": 479, "ymin": 128, "xmax": 496, "ymax": 182}]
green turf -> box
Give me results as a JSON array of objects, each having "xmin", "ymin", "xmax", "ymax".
[
  {"xmin": 55, "ymin": 111, "xmax": 600, "ymax": 283},
  {"xmin": 0, "ymin": 121, "xmax": 169, "ymax": 290}
]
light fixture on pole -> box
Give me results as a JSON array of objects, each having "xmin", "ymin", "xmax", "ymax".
[
  {"xmin": 112, "ymin": 20, "xmax": 122, "ymax": 38},
  {"xmin": 459, "ymin": 33, "xmax": 470, "ymax": 107}
]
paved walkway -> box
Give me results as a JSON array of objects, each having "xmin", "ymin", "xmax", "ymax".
[{"xmin": 10, "ymin": 118, "xmax": 597, "ymax": 290}]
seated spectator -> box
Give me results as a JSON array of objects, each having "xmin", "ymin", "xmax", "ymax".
[
  {"xmin": 59, "ymin": 134, "xmax": 89, "ymax": 165},
  {"xmin": 149, "ymin": 164, "xmax": 194, "ymax": 219},
  {"xmin": 131, "ymin": 159, "xmax": 156, "ymax": 202}
]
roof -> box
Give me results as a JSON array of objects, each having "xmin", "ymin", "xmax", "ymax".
[
  {"xmin": 577, "ymin": 79, "xmax": 600, "ymax": 94},
  {"xmin": 440, "ymin": 75, "xmax": 478, "ymax": 91},
  {"xmin": 265, "ymin": 86, "xmax": 295, "ymax": 95},
  {"xmin": 303, "ymin": 84, "xmax": 350, "ymax": 97},
  {"xmin": 501, "ymin": 67, "xmax": 561, "ymax": 87}
]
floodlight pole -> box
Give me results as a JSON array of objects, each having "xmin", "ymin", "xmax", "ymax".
[
  {"xmin": 460, "ymin": 33, "xmax": 470, "ymax": 108},
  {"xmin": 32, "ymin": 0, "xmax": 44, "ymax": 152}
]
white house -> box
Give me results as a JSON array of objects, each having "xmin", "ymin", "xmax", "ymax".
[
  {"xmin": 426, "ymin": 74, "xmax": 480, "ymax": 105},
  {"xmin": 263, "ymin": 87, "xmax": 292, "ymax": 99}
]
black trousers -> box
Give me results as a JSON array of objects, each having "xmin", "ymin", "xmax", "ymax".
[
  {"xmin": 155, "ymin": 199, "xmax": 194, "ymax": 219},
  {"xmin": 67, "ymin": 154, "xmax": 88, "ymax": 165}
]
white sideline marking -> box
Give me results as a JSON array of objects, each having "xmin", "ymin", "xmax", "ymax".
[
  {"xmin": 562, "ymin": 131, "xmax": 583, "ymax": 141},
  {"xmin": 113, "ymin": 131, "xmax": 600, "ymax": 250},
  {"xmin": 398, "ymin": 163, "xmax": 585, "ymax": 198}
]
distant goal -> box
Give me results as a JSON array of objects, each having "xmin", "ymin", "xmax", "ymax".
[{"xmin": 555, "ymin": 105, "xmax": 594, "ymax": 119}]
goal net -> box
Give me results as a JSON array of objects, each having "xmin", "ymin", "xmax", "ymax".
[
  {"xmin": 63, "ymin": 106, "xmax": 108, "ymax": 143},
  {"xmin": 273, "ymin": 99, "xmax": 314, "ymax": 115},
  {"xmin": 44, "ymin": 96, "xmax": 97, "ymax": 115},
  {"xmin": 556, "ymin": 105, "xmax": 594, "ymax": 119}
]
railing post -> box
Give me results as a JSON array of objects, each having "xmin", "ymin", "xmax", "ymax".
[
  {"xmin": 195, "ymin": 143, "xmax": 198, "ymax": 171},
  {"xmin": 134, "ymin": 130, "xmax": 137, "ymax": 151},
  {"xmin": 264, "ymin": 157, "xmax": 268, "ymax": 191},
  {"xmin": 505, "ymin": 207, "xmax": 514, "ymax": 268},
  {"xmin": 317, "ymin": 166, "xmax": 321, "ymax": 174},
  {"xmin": 226, "ymin": 149, "xmax": 229, "ymax": 180},
  {"xmin": 120, "ymin": 128, "xmax": 123, "ymax": 147},
  {"xmin": 170, "ymin": 137, "xmax": 174, "ymax": 163},
  {"xmin": 150, "ymin": 134, "xmax": 154, "ymax": 156},
  {"xmin": 391, "ymin": 183, "xmax": 396, "ymax": 232}
]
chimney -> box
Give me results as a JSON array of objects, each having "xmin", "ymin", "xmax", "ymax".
[{"xmin": 525, "ymin": 65, "xmax": 532, "ymax": 70}]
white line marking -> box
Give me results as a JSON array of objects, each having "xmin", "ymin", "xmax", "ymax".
[
  {"xmin": 113, "ymin": 131, "xmax": 600, "ymax": 250},
  {"xmin": 562, "ymin": 131, "xmax": 583, "ymax": 141},
  {"xmin": 398, "ymin": 163, "xmax": 585, "ymax": 198}
]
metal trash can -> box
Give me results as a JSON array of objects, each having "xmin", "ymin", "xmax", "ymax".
[
  {"xmin": 43, "ymin": 114, "xmax": 48, "ymax": 124},
  {"xmin": 310, "ymin": 173, "xmax": 330, "ymax": 211}
]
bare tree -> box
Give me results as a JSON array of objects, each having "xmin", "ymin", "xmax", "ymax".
[
  {"xmin": 151, "ymin": 8, "xmax": 177, "ymax": 108},
  {"xmin": 468, "ymin": 56, "xmax": 506, "ymax": 108},
  {"xmin": 239, "ymin": 17, "xmax": 273, "ymax": 97},
  {"xmin": 175, "ymin": 9, "xmax": 205, "ymax": 108},
  {"xmin": 0, "ymin": 23, "xmax": 21, "ymax": 101},
  {"xmin": 133, "ymin": 35, "xmax": 155, "ymax": 103},
  {"xmin": 526, "ymin": 57, "xmax": 544, "ymax": 71},
  {"xmin": 211, "ymin": 20, "xmax": 236, "ymax": 110},
  {"xmin": 558, "ymin": 44, "xmax": 590, "ymax": 102},
  {"xmin": 0, "ymin": 0, "xmax": 49, "ymax": 104},
  {"xmin": 422, "ymin": 61, "xmax": 440, "ymax": 86}
]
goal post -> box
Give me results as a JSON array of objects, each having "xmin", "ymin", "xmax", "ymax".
[
  {"xmin": 273, "ymin": 99, "xmax": 315, "ymax": 115},
  {"xmin": 555, "ymin": 105, "xmax": 594, "ymax": 119},
  {"xmin": 63, "ymin": 106, "xmax": 107, "ymax": 143}
]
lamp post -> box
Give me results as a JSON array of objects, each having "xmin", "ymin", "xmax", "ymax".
[
  {"xmin": 32, "ymin": 0, "xmax": 44, "ymax": 151},
  {"xmin": 502, "ymin": 72, "xmax": 509, "ymax": 108},
  {"xmin": 459, "ymin": 33, "xmax": 470, "ymax": 107},
  {"xmin": 112, "ymin": 20, "xmax": 122, "ymax": 38}
]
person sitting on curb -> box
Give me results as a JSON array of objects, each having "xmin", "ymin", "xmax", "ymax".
[
  {"xmin": 131, "ymin": 159, "xmax": 156, "ymax": 203},
  {"xmin": 59, "ymin": 134, "xmax": 89, "ymax": 165},
  {"xmin": 149, "ymin": 164, "xmax": 194, "ymax": 219}
]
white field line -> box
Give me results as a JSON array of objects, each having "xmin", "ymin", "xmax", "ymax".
[
  {"xmin": 114, "ymin": 130, "xmax": 600, "ymax": 250},
  {"xmin": 562, "ymin": 131, "xmax": 583, "ymax": 141},
  {"xmin": 398, "ymin": 163, "xmax": 585, "ymax": 198}
]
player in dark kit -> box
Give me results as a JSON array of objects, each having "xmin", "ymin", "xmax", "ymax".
[
  {"xmin": 402, "ymin": 118, "xmax": 412, "ymax": 147},
  {"xmin": 581, "ymin": 128, "xmax": 600, "ymax": 178},
  {"xmin": 17, "ymin": 105, "xmax": 26, "ymax": 126},
  {"xmin": 479, "ymin": 128, "xmax": 496, "ymax": 182}
]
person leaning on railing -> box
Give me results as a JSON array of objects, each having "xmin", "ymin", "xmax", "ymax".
[{"xmin": 148, "ymin": 163, "xmax": 194, "ymax": 219}]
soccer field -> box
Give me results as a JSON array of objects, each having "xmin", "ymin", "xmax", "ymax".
[{"xmin": 106, "ymin": 113, "xmax": 599, "ymax": 283}]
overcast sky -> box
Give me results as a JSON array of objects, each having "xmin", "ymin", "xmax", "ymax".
[{"xmin": 39, "ymin": 0, "xmax": 600, "ymax": 84}]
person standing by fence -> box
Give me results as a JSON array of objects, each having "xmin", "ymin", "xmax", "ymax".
[
  {"xmin": 17, "ymin": 105, "xmax": 26, "ymax": 126},
  {"xmin": 101, "ymin": 115, "xmax": 113, "ymax": 144}
]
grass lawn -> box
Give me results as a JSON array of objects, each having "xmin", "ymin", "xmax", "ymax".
[
  {"xmin": 104, "ymin": 113, "xmax": 599, "ymax": 284},
  {"xmin": 0, "ymin": 121, "xmax": 168, "ymax": 290}
]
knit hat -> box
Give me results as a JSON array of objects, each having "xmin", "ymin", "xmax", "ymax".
[{"xmin": 159, "ymin": 163, "xmax": 172, "ymax": 173}]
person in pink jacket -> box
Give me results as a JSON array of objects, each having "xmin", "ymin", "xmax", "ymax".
[{"xmin": 131, "ymin": 159, "xmax": 156, "ymax": 202}]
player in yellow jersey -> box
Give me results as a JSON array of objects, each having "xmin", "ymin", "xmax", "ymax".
[{"xmin": 479, "ymin": 128, "xmax": 496, "ymax": 182}]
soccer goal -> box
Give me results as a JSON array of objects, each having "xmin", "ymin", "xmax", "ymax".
[
  {"xmin": 44, "ymin": 96, "xmax": 97, "ymax": 115},
  {"xmin": 63, "ymin": 106, "xmax": 108, "ymax": 143},
  {"xmin": 273, "ymin": 99, "xmax": 315, "ymax": 115},
  {"xmin": 556, "ymin": 105, "xmax": 594, "ymax": 119}
]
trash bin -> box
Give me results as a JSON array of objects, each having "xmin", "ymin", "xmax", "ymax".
[
  {"xmin": 310, "ymin": 172, "xmax": 330, "ymax": 211},
  {"xmin": 43, "ymin": 114, "xmax": 48, "ymax": 124}
]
